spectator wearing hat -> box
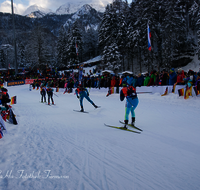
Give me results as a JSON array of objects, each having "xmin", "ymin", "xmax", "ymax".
[
  {"xmin": 183, "ymin": 70, "xmax": 195, "ymax": 88},
  {"xmin": 169, "ymin": 68, "xmax": 177, "ymax": 85},
  {"xmin": 176, "ymin": 68, "xmax": 185, "ymax": 85}
]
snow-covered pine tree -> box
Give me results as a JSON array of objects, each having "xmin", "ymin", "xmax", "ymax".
[
  {"xmin": 117, "ymin": 11, "xmax": 128, "ymax": 71},
  {"xmin": 189, "ymin": 0, "xmax": 200, "ymax": 60},
  {"xmin": 102, "ymin": 43, "xmax": 121, "ymax": 71},
  {"xmin": 98, "ymin": 4, "xmax": 114, "ymax": 50},
  {"xmin": 82, "ymin": 28, "xmax": 98, "ymax": 61},
  {"xmin": 99, "ymin": 0, "xmax": 126, "ymax": 71},
  {"xmin": 0, "ymin": 49, "xmax": 5, "ymax": 68},
  {"xmin": 161, "ymin": 0, "xmax": 187, "ymax": 69},
  {"xmin": 126, "ymin": 0, "xmax": 142, "ymax": 73},
  {"xmin": 57, "ymin": 26, "xmax": 68, "ymax": 67},
  {"xmin": 17, "ymin": 42, "xmax": 26, "ymax": 68},
  {"xmin": 67, "ymin": 20, "xmax": 82, "ymax": 66}
]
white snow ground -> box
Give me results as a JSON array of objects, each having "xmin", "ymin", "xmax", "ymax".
[{"xmin": 0, "ymin": 84, "xmax": 200, "ymax": 190}]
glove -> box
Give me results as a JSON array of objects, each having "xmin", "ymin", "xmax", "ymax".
[
  {"xmin": 77, "ymin": 95, "xmax": 79, "ymax": 99},
  {"xmin": 87, "ymin": 93, "xmax": 89, "ymax": 96}
]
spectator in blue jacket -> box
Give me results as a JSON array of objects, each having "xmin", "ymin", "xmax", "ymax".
[
  {"xmin": 127, "ymin": 74, "xmax": 134, "ymax": 86},
  {"xmin": 136, "ymin": 73, "xmax": 144, "ymax": 87},
  {"xmin": 169, "ymin": 68, "xmax": 177, "ymax": 85}
]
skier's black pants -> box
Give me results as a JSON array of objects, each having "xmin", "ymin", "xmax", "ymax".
[
  {"xmin": 41, "ymin": 91, "xmax": 46, "ymax": 102},
  {"xmin": 47, "ymin": 92, "xmax": 54, "ymax": 104}
]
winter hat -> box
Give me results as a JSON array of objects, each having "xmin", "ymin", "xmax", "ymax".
[
  {"xmin": 122, "ymin": 82, "xmax": 127, "ymax": 87},
  {"xmin": 170, "ymin": 68, "xmax": 175, "ymax": 72},
  {"xmin": 178, "ymin": 68, "xmax": 182, "ymax": 72}
]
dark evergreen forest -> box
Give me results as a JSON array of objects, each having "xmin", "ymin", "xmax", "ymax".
[{"xmin": 0, "ymin": 0, "xmax": 200, "ymax": 73}]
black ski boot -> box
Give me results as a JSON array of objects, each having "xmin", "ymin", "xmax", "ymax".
[
  {"xmin": 80, "ymin": 106, "xmax": 84, "ymax": 112},
  {"xmin": 123, "ymin": 120, "xmax": 128, "ymax": 129},
  {"xmin": 92, "ymin": 103, "xmax": 98, "ymax": 108},
  {"xmin": 131, "ymin": 117, "xmax": 135, "ymax": 126}
]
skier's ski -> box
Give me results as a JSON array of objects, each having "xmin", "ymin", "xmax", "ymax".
[
  {"xmin": 45, "ymin": 103, "xmax": 55, "ymax": 106},
  {"xmin": 73, "ymin": 110, "xmax": 89, "ymax": 113},
  {"xmin": 104, "ymin": 124, "xmax": 140, "ymax": 134},
  {"xmin": 119, "ymin": 120, "xmax": 143, "ymax": 131}
]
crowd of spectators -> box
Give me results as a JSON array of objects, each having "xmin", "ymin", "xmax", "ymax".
[{"xmin": 0, "ymin": 67, "xmax": 200, "ymax": 91}]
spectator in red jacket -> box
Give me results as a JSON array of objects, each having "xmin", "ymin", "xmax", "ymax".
[
  {"xmin": 176, "ymin": 68, "xmax": 185, "ymax": 85},
  {"xmin": 111, "ymin": 76, "xmax": 116, "ymax": 87}
]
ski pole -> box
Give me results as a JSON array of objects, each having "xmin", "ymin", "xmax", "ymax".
[{"xmin": 53, "ymin": 93, "xmax": 59, "ymax": 97}]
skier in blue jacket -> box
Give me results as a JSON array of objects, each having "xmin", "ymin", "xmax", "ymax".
[
  {"xmin": 120, "ymin": 83, "xmax": 139, "ymax": 129},
  {"xmin": 75, "ymin": 84, "xmax": 98, "ymax": 112}
]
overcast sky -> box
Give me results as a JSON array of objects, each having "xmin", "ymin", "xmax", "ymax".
[{"xmin": 0, "ymin": 0, "xmax": 133, "ymax": 15}]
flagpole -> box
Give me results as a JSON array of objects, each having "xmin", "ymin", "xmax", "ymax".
[
  {"xmin": 11, "ymin": 0, "xmax": 18, "ymax": 76},
  {"xmin": 147, "ymin": 21, "xmax": 152, "ymax": 72}
]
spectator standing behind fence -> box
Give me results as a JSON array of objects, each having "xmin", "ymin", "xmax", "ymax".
[
  {"xmin": 137, "ymin": 73, "xmax": 144, "ymax": 87},
  {"xmin": 147, "ymin": 70, "xmax": 156, "ymax": 86},
  {"xmin": 115, "ymin": 76, "xmax": 120, "ymax": 93},
  {"xmin": 144, "ymin": 73, "xmax": 150, "ymax": 86},
  {"xmin": 169, "ymin": 68, "xmax": 177, "ymax": 85},
  {"xmin": 176, "ymin": 68, "xmax": 185, "ymax": 85},
  {"xmin": 161, "ymin": 69, "xmax": 168, "ymax": 85},
  {"xmin": 195, "ymin": 72, "xmax": 200, "ymax": 91},
  {"xmin": 154, "ymin": 72, "xmax": 160, "ymax": 86},
  {"xmin": 127, "ymin": 74, "xmax": 134, "ymax": 86},
  {"xmin": 183, "ymin": 70, "xmax": 195, "ymax": 87}
]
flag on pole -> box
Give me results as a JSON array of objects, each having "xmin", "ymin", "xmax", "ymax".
[
  {"xmin": 184, "ymin": 86, "xmax": 192, "ymax": 99},
  {"xmin": 172, "ymin": 83, "xmax": 177, "ymax": 93},
  {"xmin": 8, "ymin": 108, "xmax": 18, "ymax": 125},
  {"xmin": 71, "ymin": 70, "xmax": 75, "ymax": 82},
  {"xmin": 147, "ymin": 23, "xmax": 151, "ymax": 51},
  {"xmin": 161, "ymin": 87, "xmax": 168, "ymax": 96},
  {"xmin": 11, "ymin": 96, "xmax": 17, "ymax": 105},
  {"xmin": 178, "ymin": 88, "xmax": 184, "ymax": 96}
]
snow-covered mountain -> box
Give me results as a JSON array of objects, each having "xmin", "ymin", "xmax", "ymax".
[
  {"xmin": 22, "ymin": 1, "xmax": 111, "ymax": 18},
  {"xmin": 56, "ymin": 0, "xmax": 112, "ymax": 14},
  {"xmin": 25, "ymin": 11, "xmax": 46, "ymax": 18},
  {"xmin": 72, "ymin": 4, "xmax": 98, "ymax": 19},
  {"xmin": 63, "ymin": 4, "xmax": 102, "ymax": 31},
  {"xmin": 23, "ymin": 4, "xmax": 52, "ymax": 16}
]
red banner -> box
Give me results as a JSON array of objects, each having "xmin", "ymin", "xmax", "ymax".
[{"xmin": 25, "ymin": 79, "xmax": 34, "ymax": 84}]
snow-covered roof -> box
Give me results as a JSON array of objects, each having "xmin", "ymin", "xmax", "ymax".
[
  {"xmin": 82, "ymin": 55, "xmax": 102, "ymax": 64},
  {"xmin": 101, "ymin": 70, "xmax": 113, "ymax": 74},
  {"xmin": 122, "ymin": 71, "xmax": 133, "ymax": 74}
]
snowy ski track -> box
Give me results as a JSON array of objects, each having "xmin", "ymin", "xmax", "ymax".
[{"xmin": 0, "ymin": 84, "xmax": 200, "ymax": 190}]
